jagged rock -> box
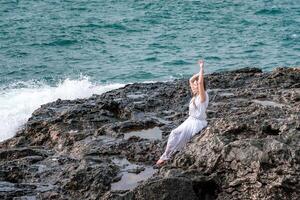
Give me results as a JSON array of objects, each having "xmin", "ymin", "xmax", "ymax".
[{"xmin": 0, "ymin": 66, "xmax": 299, "ymax": 199}]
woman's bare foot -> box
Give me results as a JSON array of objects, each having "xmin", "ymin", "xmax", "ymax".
[{"xmin": 155, "ymin": 159, "xmax": 166, "ymax": 166}]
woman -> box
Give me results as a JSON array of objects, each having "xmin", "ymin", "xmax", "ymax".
[{"xmin": 156, "ymin": 60, "xmax": 209, "ymax": 166}]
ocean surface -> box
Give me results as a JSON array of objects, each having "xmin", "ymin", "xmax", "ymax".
[{"xmin": 0, "ymin": 0, "xmax": 299, "ymax": 141}]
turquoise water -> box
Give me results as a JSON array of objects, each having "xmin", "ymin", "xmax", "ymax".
[
  {"xmin": 1, "ymin": 0, "xmax": 299, "ymax": 86},
  {"xmin": 0, "ymin": 0, "xmax": 299, "ymax": 141}
]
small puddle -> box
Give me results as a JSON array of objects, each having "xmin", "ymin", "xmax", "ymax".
[
  {"xmin": 123, "ymin": 127, "xmax": 162, "ymax": 140},
  {"xmin": 252, "ymin": 100, "xmax": 284, "ymax": 108},
  {"xmin": 36, "ymin": 184, "xmax": 55, "ymax": 192},
  {"xmin": 111, "ymin": 157, "xmax": 157, "ymax": 191},
  {"xmin": 148, "ymin": 114, "xmax": 172, "ymax": 125},
  {"xmin": 235, "ymin": 98, "xmax": 249, "ymax": 102},
  {"xmin": 33, "ymin": 164, "xmax": 47, "ymax": 173},
  {"xmin": 207, "ymin": 88, "xmax": 233, "ymax": 93},
  {"xmin": 127, "ymin": 94, "xmax": 146, "ymax": 99},
  {"xmin": 219, "ymin": 92, "xmax": 234, "ymax": 97},
  {"xmin": 17, "ymin": 196, "xmax": 36, "ymax": 200},
  {"xmin": 97, "ymin": 135, "xmax": 119, "ymax": 144},
  {"xmin": 0, "ymin": 181, "xmax": 15, "ymax": 192},
  {"xmin": 0, "ymin": 181, "xmax": 54, "ymax": 193}
]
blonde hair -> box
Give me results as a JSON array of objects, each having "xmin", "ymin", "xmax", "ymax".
[{"xmin": 190, "ymin": 78, "xmax": 206, "ymax": 109}]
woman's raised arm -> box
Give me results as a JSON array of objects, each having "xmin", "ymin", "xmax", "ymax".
[{"xmin": 197, "ymin": 60, "xmax": 206, "ymax": 103}]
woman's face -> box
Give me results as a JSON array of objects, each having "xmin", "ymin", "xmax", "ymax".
[{"xmin": 191, "ymin": 81, "xmax": 198, "ymax": 95}]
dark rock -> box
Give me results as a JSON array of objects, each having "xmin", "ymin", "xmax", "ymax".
[{"xmin": 0, "ymin": 66, "xmax": 299, "ymax": 199}]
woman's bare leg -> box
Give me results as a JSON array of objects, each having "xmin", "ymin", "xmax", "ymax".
[{"xmin": 156, "ymin": 125, "xmax": 190, "ymax": 165}]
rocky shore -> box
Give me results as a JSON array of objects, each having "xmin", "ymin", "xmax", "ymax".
[{"xmin": 0, "ymin": 67, "xmax": 299, "ymax": 200}]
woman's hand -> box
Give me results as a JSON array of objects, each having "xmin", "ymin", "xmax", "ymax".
[
  {"xmin": 198, "ymin": 60, "xmax": 204, "ymax": 69},
  {"xmin": 197, "ymin": 59, "xmax": 206, "ymax": 102}
]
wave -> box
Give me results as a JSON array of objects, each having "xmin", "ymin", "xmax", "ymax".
[{"xmin": 0, "ymin": 77, "xmax": 125, "ymax": 142}]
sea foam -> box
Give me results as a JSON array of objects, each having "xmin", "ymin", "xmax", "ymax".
[{"xmin": 0, "ymin": 77, "xmax": 125, "ymax": 142}]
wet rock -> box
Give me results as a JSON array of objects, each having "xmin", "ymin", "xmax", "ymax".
[{"xmin": 127, "ymin": 166, "xmax": 145, "ymax": 174}]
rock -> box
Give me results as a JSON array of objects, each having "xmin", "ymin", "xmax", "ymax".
[
  {"xmin": 0, "ymin": 66, "xmax": 299, "ymax": 199},
  {"xmin": 132, "ymin": 177, "xmax": 197, "ymax": 199},
  {"xmin": 127, "ymin": 166, "xmax": 145, "ymax": 174}
]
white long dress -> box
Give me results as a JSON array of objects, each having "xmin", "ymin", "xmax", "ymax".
[{"xmin": 159, "ymin": 91, "xmax": 209, "ymax": 161}]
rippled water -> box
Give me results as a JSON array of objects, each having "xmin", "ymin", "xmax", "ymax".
[
  {"xmin": 1, "ymin": 0, "xmax": 299, "ymax": 85},
  {"xmin": 0, "ymin": 0, "xmax": 299, "ymax": 141}
]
